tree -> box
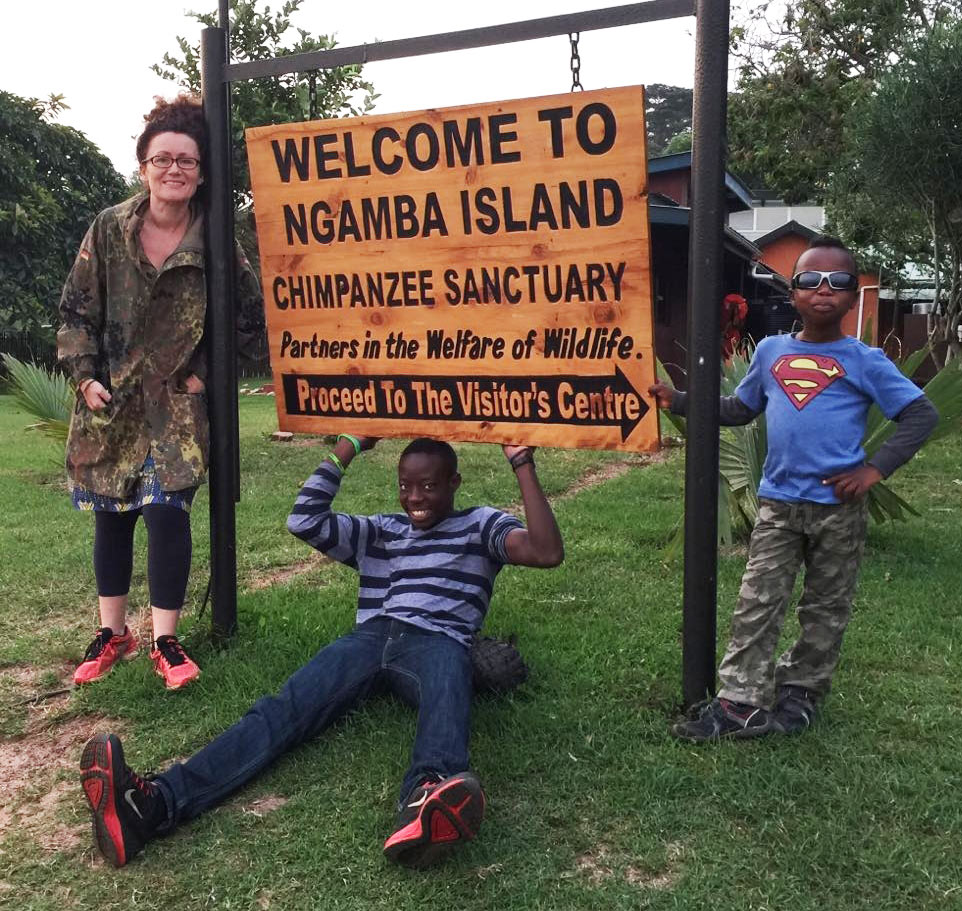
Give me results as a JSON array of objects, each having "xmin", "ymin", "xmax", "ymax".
[
  {"xmin": 727, "ymin": 0, "xmax": 961, "ymax": 201},
  {"xmin": 661, "ymin": 129, "xmax": 692, "ymax": 155},
  {"xmin": 0, "ymin": 92, "xmax": 127, "ymax": 342},
  {"xmin": 153, "ymin": 0, "xmax": 377, "ymax": 242},
  {"xmin": 833, "ymin": 21, "xmax": 962, "ymax": 363},
  {"xmin": 644, "ymin": 84, "xmax": 693, "ymax": 157}
]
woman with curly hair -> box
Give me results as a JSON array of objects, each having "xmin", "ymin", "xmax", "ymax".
[{"xmin": 58, "ymin": 95, "xmax": 265, "ymax": 689}]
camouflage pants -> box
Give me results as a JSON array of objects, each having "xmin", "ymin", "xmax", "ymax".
[{"xmin": 717, "ymin": 497, "xmax": 868, "ymax": 709}]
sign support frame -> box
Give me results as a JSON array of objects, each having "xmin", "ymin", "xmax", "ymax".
[
  {"xmin": 682, "ymin": 0, "xmax": 731, "ymax": 707},
  {"xmin": 199, "ymin": 0, "xmax": 728, "ymax": 706}
]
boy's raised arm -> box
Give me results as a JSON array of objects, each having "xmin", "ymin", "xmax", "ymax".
[
  {"xmin": 329, "ymin": 432, "xmax": 379, "ymax": 470},
  {"xmin": 501, "ymin": 445, "xmax": 564, "ymax": 568},
  {"xmin": 286, "ymin": 433, "xmax": 379, "ymax": 562}
]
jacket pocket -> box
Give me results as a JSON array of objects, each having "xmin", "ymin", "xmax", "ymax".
[{"xmin": 168, "ymin": 391, "xmax": 210, "ymax": 472}]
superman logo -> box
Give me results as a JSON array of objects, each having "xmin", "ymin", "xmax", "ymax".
[{"xmin": 771, "ymin": 354, "xmax": 846, "ymax": 410}]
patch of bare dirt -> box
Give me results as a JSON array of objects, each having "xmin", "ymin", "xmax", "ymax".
[
  {"xmin": 507, "ymin": 451, "xmax": 670, "ymax": 516},
  {"xmin": 473, "ymin": 863, "xmax": 504, "ymax": 879},
  {"xmin": 239, "ymin": 795, "xmax": 289, "ymax": 817},
  {"xmin": 555, "ymin": 451, "xmax": 671, "ymax": 503},
  {"xmin": 284, "ymin": 436, "xmax": 336, "ymax": 447},
  {"xmin": 555, "ymin": 461, "xmax": 630, "ymax": 502},
  {"xmin": 34, "ymin": 780, "xmax": 85, "ymax": 852},
  {"xmin": 246, "ymin": 552, "xmax": 333, "ymax": 590},
  {"xmin": 1, "ymin": 662, "xmax": 75, "ymax": 737},
  {"xmin": 0, "ymin": 712, "xmax": 126, "ymax": 854},
  {"xmin": 570, "ymin": 844, "xmax": 615, "ymax": 885},
  {"xmin": 625, "ymin": 865, "xmax": 676, "ymax": 889},
  {"xmin": 625, "ymin": 841, "xmax": 684, "ymax": 890},
  {"xmin": 2, "ymin": 664, "xmax": 44, "ymax": 689},
  {"xmin": 565, "ymin": 841, "xmax": 684, "ymax": 891}
]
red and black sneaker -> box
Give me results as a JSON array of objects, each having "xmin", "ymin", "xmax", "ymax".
[
  {"xmin": 73, "ymin": 626, "xmax": 139, "ymax": 685},
  {"xmin": 80, "ymin": 733, "xmax": 166, "ymax": 867},
  {"xmin": 150, "ymin": 635, "xmax": 200, "ymax": 690},
  {"xmin": 383, "ymin": 772, "xmax": 485, "ymax": 868}
]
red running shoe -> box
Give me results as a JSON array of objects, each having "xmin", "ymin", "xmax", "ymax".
[
  {"xmin": 150, "ymin": 635, "xmax": 201, "ymax": 690},
  {"xmin": 383, "ymin": 772, "xmax": 485, "ymax": 868},
  {"xmin": 80, "ymin": 733, "xmax": 166, "ymax": 867},
  {"xmin": 73, "ymin": 627, "xmax": 139, "ymax": 685}
]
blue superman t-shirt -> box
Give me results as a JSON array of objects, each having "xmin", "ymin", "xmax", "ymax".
[{"xmin": 735, "ymin": 334, "xmax": 923, "ymax": 504}]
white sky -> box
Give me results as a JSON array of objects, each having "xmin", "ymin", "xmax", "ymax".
[{"xmin": 1, "ymin": 1, "xmax": 710, "ymax": 174}]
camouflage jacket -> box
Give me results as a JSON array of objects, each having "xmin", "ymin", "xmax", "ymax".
[{"xmin": 57, "ymin": 193, "xmax": 266, "ymax": 498}]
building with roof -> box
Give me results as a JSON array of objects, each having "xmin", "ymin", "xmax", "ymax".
[
  {"xmin": 745, "ymin": 219, "xmax": 882, "ymax": 345},
  {"xmin": 646, "ymin": 152, "xmax": 792, "ymax": 385}
]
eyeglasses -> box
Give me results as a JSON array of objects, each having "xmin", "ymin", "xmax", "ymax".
[
  {"xmin": 791, "ymin": 270, "xmax": 859, "ymax": 291},
  {"xmin": 142, "ymin": 154, "xmax": 201, "ymax": 171}
]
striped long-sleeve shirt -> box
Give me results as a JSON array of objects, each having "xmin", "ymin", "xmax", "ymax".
[{"xmin": 286, "ymin": 460, "xmax": 523, "ymax": 646}]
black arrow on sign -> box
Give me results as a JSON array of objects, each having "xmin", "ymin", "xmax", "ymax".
[{"xmin": 282, "ymin": 367, "xmax": 649, "ymax": 442}]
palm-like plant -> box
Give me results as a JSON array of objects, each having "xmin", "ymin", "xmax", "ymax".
[
  {"xmin": 660, "ymin": 336, "xmax": 962, "ymax": 550},
  {"xmin": 1, "ymin": 354, "xmax": 73, "ymax": 442},
  {"xmin": 860, "ymin": 342, "xmax": 962, "ymax": 523},
  {"xmin": 716, "ymin": 347, "xmax": 767, "ymax": 538}
]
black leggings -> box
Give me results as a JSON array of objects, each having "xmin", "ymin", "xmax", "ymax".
[{"xmin": 93, "ymin": 505, "xmax": 192, "ymax": 610}]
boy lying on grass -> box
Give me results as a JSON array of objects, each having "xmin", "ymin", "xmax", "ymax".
[{"xmin": 80, "ymin": 435, "xmax": 563, "ymax": 868}]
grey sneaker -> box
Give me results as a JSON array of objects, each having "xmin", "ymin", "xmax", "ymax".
[
  {"xmin": 773, "ymin": 685, "xmax": 818, "ymax": 734},
  {"xmin": 672, "ymin": 697, "xmax": 772, "ymax": 742}
]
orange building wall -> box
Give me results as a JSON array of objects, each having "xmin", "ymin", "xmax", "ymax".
[
  {"xmin": 757, "ymin": 234, "xmax": 808, "ymax": 280},
  {"xmin": 756, "ymin": 234, "xmax": 880, "ymax": 345}
]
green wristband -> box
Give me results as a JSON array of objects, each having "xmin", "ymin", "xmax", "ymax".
[
  {"xmin": 337, "ymin": 433, "xmax": 362, "ymax": 456},
  {"xmin": 327, "ymin": 452, "xmax": 346, "ymax": 473}
]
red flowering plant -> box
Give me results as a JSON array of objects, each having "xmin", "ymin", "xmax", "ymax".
[{"xmin": 721, "ymin": 293, "xmax": 748, "ymax": 360}]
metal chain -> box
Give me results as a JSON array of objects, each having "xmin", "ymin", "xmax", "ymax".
[
  {"xmin": 568, "ymin": 32, "xmax": 583, "ymax": 92},
  {"xmin": 308, "ymin": 71, "xmax": 319, "ymax": 119}
]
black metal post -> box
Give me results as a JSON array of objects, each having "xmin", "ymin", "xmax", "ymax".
[
  {"xmin": 681, "ymin": 0, "xmax": 730, "ymax": 707},
  {"xmin": 201, "ymin": 26, "xmax": 239, "ymax": 637},
  {"xmin": 218, "ymin": 1, "xmax": 240, "ymax": 502},
  {"xmin": 224, "ymin": 0, "xmax": 694, "ymax": 81}
]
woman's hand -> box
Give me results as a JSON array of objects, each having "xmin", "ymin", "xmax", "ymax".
[
  {"xmin": 80, "ymin": 380, "xmax": 112, "ymax": 412},
  {"xmin": 184, "ymin": 373, "xmax": 205, "ymax": 394}
]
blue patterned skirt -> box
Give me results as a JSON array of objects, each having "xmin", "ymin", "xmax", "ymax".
[{"xmin": 71, "ymin": 454, "xmax": 196, "ymax": 513}]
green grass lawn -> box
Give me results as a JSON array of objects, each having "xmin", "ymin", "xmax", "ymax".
[{"xmin": 1, "ymin": 388, "xmax": 961, "ymax": 910}]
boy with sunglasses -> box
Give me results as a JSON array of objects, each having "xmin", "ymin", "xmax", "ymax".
[{"xmin": 650, "ymin": 236, "xmax": 937, "ymax": 741}]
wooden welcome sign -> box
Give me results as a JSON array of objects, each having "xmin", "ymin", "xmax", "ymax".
[{"xmin": 246, "ymin": 86, "xmax": 657, "ymax": 451}]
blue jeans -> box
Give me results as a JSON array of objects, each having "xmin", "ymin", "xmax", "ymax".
[{"xmin": 155, "ymin": 618, "xmax": 473, "ymax": 826}]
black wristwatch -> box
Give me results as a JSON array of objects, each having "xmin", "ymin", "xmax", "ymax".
[{"xmin": 509, "ymin": 449, "xmax": 535, "ymax": 471}]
